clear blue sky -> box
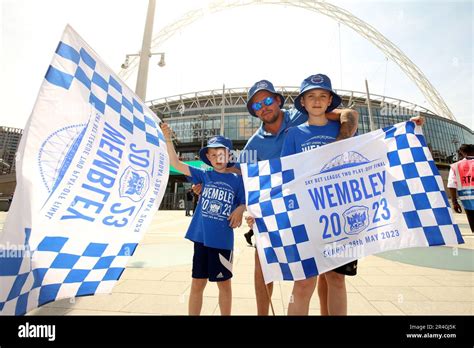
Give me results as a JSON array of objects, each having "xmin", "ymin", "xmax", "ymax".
[{"xmin": 1, "ymin": 0, "xmax": 472, "ymax": 130}]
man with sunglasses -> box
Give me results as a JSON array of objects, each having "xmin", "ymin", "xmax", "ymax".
[{"xmin": 242, "ymin": 79, "xmax": 359, "ymax": 315}]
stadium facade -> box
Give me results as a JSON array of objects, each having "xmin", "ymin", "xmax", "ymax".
[
  {"xmin": 0, "ymin": 126, "xmax": 22, "ymax": 175},
  {"xmin": 0, "ymin": 127, "xmax": 23, "ymax": 202},
  {"xmin": 148, "ymin": 87, "xmax": 473, "ymax": 209}
]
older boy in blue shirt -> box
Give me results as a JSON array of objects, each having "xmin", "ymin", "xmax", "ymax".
[
  {"xmin": 240, "ymin": 80, "xmax": 359, "ymax": 316},
  {"xmin": 281, "ymin": 74, "xmax": 426, "ymax": 316},
  {"xmin": 161, "ymin": 123, "xmax": 246, "ymax": 315},
  {"xmin": 281, "ymin": 74, "xmax": 357, "ymax": 316}
]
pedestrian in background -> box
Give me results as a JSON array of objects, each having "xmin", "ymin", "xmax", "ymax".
[{"xmin": 448, "ymin": 144, "xmax": 474, "ymax": 232}]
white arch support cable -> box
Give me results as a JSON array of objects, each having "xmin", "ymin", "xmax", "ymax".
[{"xmin": 119, "ymin": 0, "xmax": 455, "ymax": 121}]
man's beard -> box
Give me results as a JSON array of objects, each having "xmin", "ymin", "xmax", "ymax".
[{"xmin": 261, "ymin": 110, "xmax": 280, "ymax": 125}]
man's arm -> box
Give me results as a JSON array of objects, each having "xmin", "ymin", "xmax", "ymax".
[
  {"xmin": 449, "ymin": 188, "xmax": 463, "ymax": 213},
  {"xmin": 326, "ymin": 108, "xmax": 359, "ymax": 140},
  {"xmin": 447, "ymin": 167, "xmax": 462, "ymax": 213},
  {"xmin": 227, "ymin": 166, "xmax": 241, "ymax": 174},
  {"xmin": 228, "ymin": 204, "xmax": 246, "ymax": 228}
]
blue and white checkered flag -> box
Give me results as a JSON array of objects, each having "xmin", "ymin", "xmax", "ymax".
[
  {"xmin": 0, "ymin": 25, "xmax": 169, "ymax": 315},
  {"xmin": 241, "ymin": 121, "xmax": 464, "ymax": 284}
]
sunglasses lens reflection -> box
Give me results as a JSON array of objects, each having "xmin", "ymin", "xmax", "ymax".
[
  {"xmin": 252, "ymin": 96, "xmax": 274, "ymax": 112},
  {"xmin": 264, "ymin": 97, "xmax": 274, "ymax": 106},
  {"xmin": 252, "ymin": 102, "xmax": 262, "ymax": 111}
]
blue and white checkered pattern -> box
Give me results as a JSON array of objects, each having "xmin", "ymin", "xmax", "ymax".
[
  {"xmin": 0, "ymin": 27, "xmax": 165, "ymax": 315},
  {"xmin": 245, "ymin": 158, "xmax": 319, "ymax": 280},
  {"xmin": 45, "ymin": 41, "xmax": 164, "ymax": 147},
  {"xmin": 383, "ymin": 122, "xmax": 463, "ymax": 246},
  {"xmin": 243, "ymin": 121, "xmax": 463, "ymax": 283},
  {"xmin": 0, "ymin": 228, "xmax": 136, "ymax": 315}
]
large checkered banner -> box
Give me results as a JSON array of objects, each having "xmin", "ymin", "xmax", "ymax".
[
  {"xmin": 0, "ymin": 25, "xmax": 169, "ymax": 315},
  {"xmin": 241, "ymin": 121, "xmax": 464, "ymax": 284}
]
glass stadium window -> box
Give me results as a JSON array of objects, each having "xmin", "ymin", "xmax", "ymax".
[
  {"xmin": 227, "ymin": 127, "xmax": 237, "ymax": 140},
  {"xmin": 250, "ymin": 116, "xmax": 260, "ymax": 131},
  {"xmin": 238, "ymin": 117, "xmax": 254, "ymax": 140},
  {"xmin": 204, "ymin": 119, "xmax": 213, "ymax": 130},
  {"xmin": 360, "ymin": 113, "xmax": 370, "ymax": 133},
  {"xmin": 224, "ymin": 116, "xmax": 237, "ymax": 137},
  {"xmin": 214, "ymin": 119, "xmax": 221, "ymax": 132}
]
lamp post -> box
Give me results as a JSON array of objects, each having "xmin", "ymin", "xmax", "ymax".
[
  {"xmin": 365, "ymin": 79, "xmax": 376, "ymax": 132},
  {"xmin": 121, "ymin": 52, "xmax": 165, "ymax": 70},
  {"xmin": 136, "ymin": 0, "xmax": 155, "ymax": 101},
  {"xmin": 121, "ymin": 0, "xmax": 165, "ymax": 101}
]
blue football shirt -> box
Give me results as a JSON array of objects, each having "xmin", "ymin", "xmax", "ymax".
[
  {"xmin": 281, "ymin": 120, "xmax": 341, "ymax": 157},
  {"xmin": 185, "ymin": 166, "xmax": 245, "ymax": 250}
]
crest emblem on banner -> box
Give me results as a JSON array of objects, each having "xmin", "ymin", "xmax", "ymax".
[
  {"xmin": 119, "ymin": 166, "xmax": 150, "ymax": 202},
  {"xmin": 343, "ymin": 206, "xmax": 369, "ymax": 235}
]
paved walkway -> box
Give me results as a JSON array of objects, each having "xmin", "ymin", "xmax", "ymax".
[{"xmin": 2, "ymin": 210, "xmax": 471, "ymax": 316}]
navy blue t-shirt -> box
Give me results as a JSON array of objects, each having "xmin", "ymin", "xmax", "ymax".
[
  {"xmin": 185, "ymin": 166, "xmax": 245, "ymax": 250},
  {"xmin": 281, "ymin": 120, "xmax": 340, "ymax": 156}
]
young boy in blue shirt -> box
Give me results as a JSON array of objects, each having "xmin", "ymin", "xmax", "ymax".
[
  {"xmin": 281, "ymin": 74, "xmax": 357, "ymax": 316},
  {"xmin": 161, "ymin": 123, "xmax": 246, "ymax": 315}
]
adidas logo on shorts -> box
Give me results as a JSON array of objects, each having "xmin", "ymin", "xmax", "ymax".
[{"xmin": 216, "ymin": 272, "xmax": 224, "ymax": 279}]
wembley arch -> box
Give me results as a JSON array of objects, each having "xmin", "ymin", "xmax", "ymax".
[{"xmin": 118, "ymin": 0, "xmax": 456, "ymax": 121}]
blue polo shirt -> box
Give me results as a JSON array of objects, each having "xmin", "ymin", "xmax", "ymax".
[
  {"xmin": 185, "ymin": 166, "xmax": 245, "ymax": 250},
  {"xmin": 281, "ymin": 120, "xmax": 341, "ymax": 156},
  {"xmin": 239, "ymin": 108, "xmax": 307, "ymax": 163}
]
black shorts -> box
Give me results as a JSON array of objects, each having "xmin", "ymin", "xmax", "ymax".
[
  {"xmin": 333, "ymin": 260, "xmax": 358, "ymax": 276},
  {"xmin": 192, "ymin": 242, "xmax": 233, "ymax": 282}
]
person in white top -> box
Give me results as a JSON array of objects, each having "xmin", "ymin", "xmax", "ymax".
[{"xmin": 447, "ymin": 144, "xmax": 474, "ymax": 232}]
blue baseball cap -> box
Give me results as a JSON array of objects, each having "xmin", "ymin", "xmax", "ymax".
[
  {"xmin": 199, "ymin": 135, "xmax": 234, "ymax": 167},
  {"xmin": 246, "ymin": 80, "xmax": 285, "ymax": 117},
  {"xmin": 294, "ymin": 74, "xmax": 342, "ymax": 113}
]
